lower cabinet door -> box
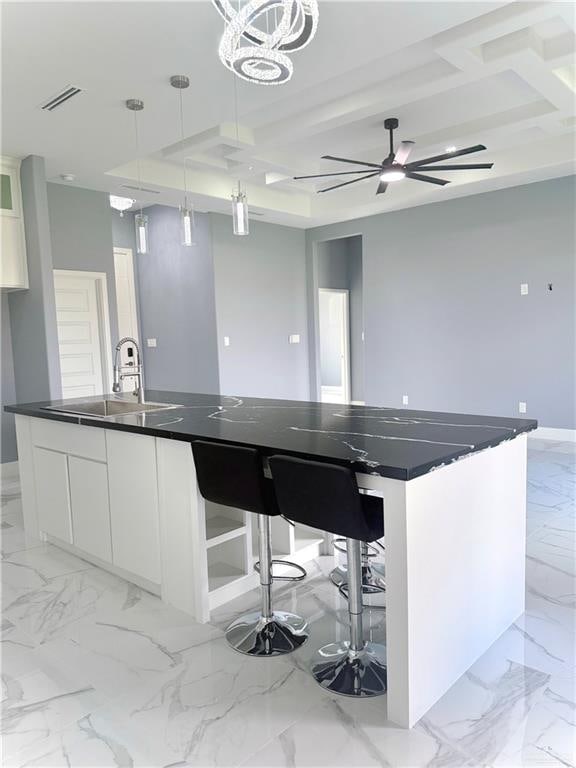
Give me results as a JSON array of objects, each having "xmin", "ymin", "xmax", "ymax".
[
  {"xmin": 33, "ymin": 447, "xmax": 72, "ymax": 542},
  {"xmin": 68, "ymin": 456, "xmax": 112, "ymax": 562},
  {"xmin": 106, "ymin": 431, "xmax": 161, "ymax": 584}
]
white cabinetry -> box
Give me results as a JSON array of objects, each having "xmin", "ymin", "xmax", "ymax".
[
  {"xmin": 33, "ymin": 446, "xmax": 72, "ymax": 543},
  {"xmin": 0, "ymin": 156, "xmax": 28, "ymax": 290},
  {"xmin": 68, "ymin": 456, "xmax": 112, "ymax": 561},
  {"xmin": 106, "ymin": 430, "xmax": 161, "ymax": 583},
  {"xmin": 28, "ymin": 418, "xmax": 159, "ymax": 586}
]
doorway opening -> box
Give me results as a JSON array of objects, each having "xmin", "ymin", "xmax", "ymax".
[
  {"xmin": 113, "ymin": 247, "xmax": 140, "ymax": 393},
  {"xmin": 315, "ymin": 235, "xmax": 364, "ymax": 405},
  {"xmin": 319, "ymin": 289, "xmax": 350, "ymax": 404}
]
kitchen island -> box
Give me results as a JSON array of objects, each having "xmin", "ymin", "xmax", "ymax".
[{"xmin": 6, "ymin": 391, "xmax": 536, "ymax": 727}]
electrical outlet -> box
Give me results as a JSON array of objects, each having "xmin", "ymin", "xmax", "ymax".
[
  {"xmin": 224, "ymin": 336, "xmax": 230, "ymax": 347},
  {"xmin": 289, "ymin": 334, "xmax": 300, "ymax": 344},
  {"xmin": 146, "ymin": 338, "xmax": 157, "ymax": 348},
  {"xmin": 520, "ymin": 283, "xmax": 528, "ymax": 296},
  {"xmin": 402, "ymin": 394, "xmax": 409, "ymax": 406},
  {"xmin": 519, "ymin": 401, "xmax": 527, "ymax": 414}
]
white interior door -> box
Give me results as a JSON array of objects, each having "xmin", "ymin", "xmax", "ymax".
[
  {"xmin": 319, "ymin": 289, "xmax": 350, "ymax": 404},
  {"xmin": 113, "ymin": 247, "xmax": 139, "ymax": 392},
  {"xmin": 54, "ymin": 271, "xmax": 110, "ymax": 399}
]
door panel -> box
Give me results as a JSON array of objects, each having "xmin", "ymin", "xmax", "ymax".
[
  {"xmin": 68, "ymin": 456, "xmax": 112, "ymax": 562},
  {"xmin": 54, "ymin": 273, "xmax": 105, "ymax": 399},
  {"xmin": 33, "ymin": 447, "xmax": 72, "ymax": 542}
]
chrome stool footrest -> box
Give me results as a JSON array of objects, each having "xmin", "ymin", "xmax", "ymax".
[
  {"xmin": 254, "ymin": 559, "xmax": 306, "ymax": 582},
  {"xmin": 333, "ymin": 537, "xmax": 380, "ymax": 559}
]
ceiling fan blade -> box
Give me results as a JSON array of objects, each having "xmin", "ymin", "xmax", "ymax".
[
  {"xmin": 415, "ymin": 163, "xmax": 494, "ymax": 171},
  {"xmin": 318, "ymin": 172, "xmax": 380, "ymax": 193},
  {"xmin": 406, "ymin": 172, "xmax": 450, "ymax": 186},
  {"xmin": 321, "ymin": 155, "xmax": 383, "ymax": 169},
  {"xmin": 294, "ymin": 170, "xmax": 382, "ymax": 180},
  {"xmin": 393, "ymin": 141, "xmax": 415, "ymax": 165},
  {"xmin": 406, "ymin": 144, "xmax": 487, "ymax": 169},
  {"xmin": 376, "ymin": 180, "xmax": 389, "ymax": 195}
]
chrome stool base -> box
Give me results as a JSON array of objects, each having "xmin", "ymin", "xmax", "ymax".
[
  {"xmin": 310, "ymin": 640, "xmax": 387, "ymax": 697},
  {"xmin": 226, "ymin": 610, "xmax": 309, "ymax": 657}
]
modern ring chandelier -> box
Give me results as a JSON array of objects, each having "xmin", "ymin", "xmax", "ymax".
[{"xmin": 212, "ymin": 0, "xmax": 319, "ymax": 85}]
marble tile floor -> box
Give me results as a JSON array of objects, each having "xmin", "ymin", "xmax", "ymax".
[{"xmin": 1, "ymin": 440, "xmax": 574, "ymax": 768}]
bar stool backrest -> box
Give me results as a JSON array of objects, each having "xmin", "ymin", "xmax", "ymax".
[
  {"xmin": 269, "ymin": 455, "xmax": 373, "ymax": 541},
  {"xmin": 192, "ymin": 440, "xmax": 279, "ymax": 516}
]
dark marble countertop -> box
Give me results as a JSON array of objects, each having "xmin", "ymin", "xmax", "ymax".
[{"xmin": 5, "ymin": 391, "xmax": 537, "ymax": 480}]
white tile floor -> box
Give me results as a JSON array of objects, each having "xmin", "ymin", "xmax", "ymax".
[{"xmin": 1, "ymin": 439, "xmax": 574, "ymax": 767}]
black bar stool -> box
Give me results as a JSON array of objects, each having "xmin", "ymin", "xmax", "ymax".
[
  {"xmin": 191, "ymin": 440, "xmax": 309, "ymax": 657},
  {"xmin": 269, "ymin": 454, "xmax": 387, "ymax": 698}
]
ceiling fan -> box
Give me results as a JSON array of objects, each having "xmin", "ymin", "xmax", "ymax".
[{"xmin": 294, "ymin": 118, "xmax": 494, "ymax": 195}]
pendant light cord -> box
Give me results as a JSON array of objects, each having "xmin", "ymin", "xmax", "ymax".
[
  {"xmin": 234, "ymin": 0, "xmax": 241, "ymax": 196},
  {"xmin": 178, "ymin": 87, "xmax": 188, "ymax": 207},
  {"xmin": 133, "ymin": 110, "xmax": 143, "ymax": 218}
]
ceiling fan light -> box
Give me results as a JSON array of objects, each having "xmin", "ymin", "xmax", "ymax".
[{"xmin": 380, "ymin": 169, "xmax": 405, "ymax": 182}]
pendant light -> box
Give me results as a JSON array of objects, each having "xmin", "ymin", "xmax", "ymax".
[
  {"xmin": 170, "ymin": 75, "xmax": 196, "ymax": 247},
  {"xmin": 232, "ymin": 184, "xmax": 249, "ymax": 235},
  {"xmin": 126, "ymin": 98, "xmax": 149, "ymax": 254},
  {"xmin": 231, "ymin": 67, "xmax": 249, "ymax": 235}
]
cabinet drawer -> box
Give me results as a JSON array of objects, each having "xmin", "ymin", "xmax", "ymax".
[{"xmin": 31, "ymin": 418, "xmax": 105, "ymax": 461}]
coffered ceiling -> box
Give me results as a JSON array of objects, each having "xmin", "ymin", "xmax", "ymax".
[{"xmin": 2, "ymin": 1, "xmax": 574, "ymax": 227}]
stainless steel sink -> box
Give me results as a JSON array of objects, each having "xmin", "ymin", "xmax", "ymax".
[{"xmin": 42, "ymin": 399, "xmax": 181, "ymax": 419}]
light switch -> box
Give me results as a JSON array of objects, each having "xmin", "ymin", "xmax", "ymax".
[
  {"xmin": 402, "ymin": 394, "xmax": 409, "ymax": 406},
  {"xmin": 224, "ymin": 336, "xmax": 230, "ymax": 347},
  {"xmin": 146, "ymin": 338, "xmax": 157, "ymax": 348},
  {"xmin": 519, "ymin": 401, "xmax": 527, "ymax": 414},
  {"xmin": 289, "ymin": 334, "xmax": 300, "ymax": 344},
  {"xmin": 520, "ymin": 283, "xmax": 528, "ymax": 295}
]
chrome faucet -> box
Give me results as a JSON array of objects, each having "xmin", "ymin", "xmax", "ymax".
[{"xmin": 112, "ymin": 337, "xmax": 145, "ymax": 404}]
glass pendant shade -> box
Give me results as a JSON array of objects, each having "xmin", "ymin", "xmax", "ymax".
[
  {"xmin": 180, "ymin": 206, "xmax": 195, "ymax": 247},
  {"xmin": 232, "ymin": 190, "xmax": 249, "ymax": 236},
  {"xmin": 135, "ymin": 213, "xmax": 149, "ymax": 254}
]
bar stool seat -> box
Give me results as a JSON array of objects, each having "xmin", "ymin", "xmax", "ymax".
[
  {"xmin": 270, "ymin": 455, "xmax": 387, "ymax": 698},
  {"xmin": 192, "ymin": 440, "xmax": 309, "ymax": 657}
]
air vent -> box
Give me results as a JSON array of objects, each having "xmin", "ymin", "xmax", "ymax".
[
  {"xmin": 40, "ymin": 85, "xmax": 83, "ymax": 111},
  {"xmin": 121, "ymin": 184, "xmax": 160, "ymax": 194}
]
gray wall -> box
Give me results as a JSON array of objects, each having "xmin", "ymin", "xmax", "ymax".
[
  {"xmin": 1, "ymin": 296, "xmax": 17, "ymax": 463},
  {"xmin": 307, "ymin": 176, "xmax": 576, "ymax": 429},
  {"xmin": 348, "ymin": 237, "xmax": 364, "ymax": 403},
  {"xmin": 47, "ymin": 183, "xmax": 119, "ymax": 344},
  {"xmin": 316, "ymin": 236, "xmax": 364, "ymax": 402},
  {"xmin": 211, "ymin": 213, "xmax": 309, "ymax": 400},
  {"xmin": 134, "ymin": 205, "xmax": 220, "ymax": 393},
  {"xmin": 8, "ymin": 156, "xmax": 61, "ymax": 407}
]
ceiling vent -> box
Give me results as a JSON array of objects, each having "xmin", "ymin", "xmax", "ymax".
[
  {"xmin": 120, "ymin": 184, "xmax": 160, "ymax": 195},
  {"xmin": 40, "ymin": 85, "xmax": 83, "ymax": 112}
]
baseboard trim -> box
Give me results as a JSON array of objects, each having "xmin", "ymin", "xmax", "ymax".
[
  {"xmin": 529, "ymin": 427, "xmax": 576, "ymax": 442},
  {"xmin": 0, "ymin": 460, "xmax": 19, "ymax": 482}
]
